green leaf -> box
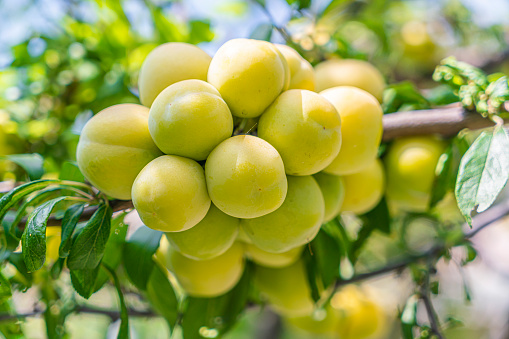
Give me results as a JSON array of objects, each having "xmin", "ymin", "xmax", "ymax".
[
  {"xmin": 351, "ymin": 198, "xmax": 391, "ymax": 261},
  {"xmin": 21, "ymin": 197, "xmax": 68, "ymax": 272},
  {"xmin": 10, "ymin": 186, "xmax": 67, "ymax": 239},
  {"xmin": 429, "ymin": 145, "xmax": 454, "ymax": 208},
  {"xmin": 182, "ymin": 264, "xmax": 252, "ymax": 339},
  {"xmin": 0, "ymin": 271, "xmax": 12, "ymax": 302},
  {"xmin": 146, "ymin": 263, "xmax": 178, "ymax": 327},
  {"xmin": 188, "ymin": 20, "xmax": 214, "ymax": 44},
  {"xmin": 94, "ymin": 212, "xmax": 128, "ymax": 292},
  {"xmin": 59, "ymin": 204, "xmax": 85, "ymax": 258},
  {"xmin": 1, "ymin": 154, "xmax": 44, "ymax": 180},
  {"xmin": 8, "ymin": 252, "xmax": 33, "ymax": 287},
  {"xmin": 70, "ymin": 266, "xmax": 101, "ymax": 299},
  {"xmin": 308, "ymin": 230, "xmax": 341, "ymax": 289},
  {"xmin": 123, "ymin": 226, "xmax": 162, "ymax": 290},
  {"xmin": 102, "ymin": 264, "xmax": 129, "ymax": 339},
  {"xmin": 382, "ymin": 81, "xmax": 431, "ymax": 114},
  {"xmin": 249, "ymin": 23, "xmax": 273, "ymax": 42},
  {"xmin": 67, "ymin": 204, "xmax": 113, "ymax": 270},
  {"xmin": 455, "ymin": 126, "xmax": 509, "ymax": 225},
  {"xmin": 59, "ymin": 162, "xmax": 85, "ymax": 183},
  {"xmin": 0, "ymin": 180, "xmax": 58, "ymax": 224},
  {"xmin": 322, "ymin": 218, "xmax": 352, "ymax": 260},
  {"xmin": 50, "ymin": 257, "xmax": 65, "ymax": 279}
]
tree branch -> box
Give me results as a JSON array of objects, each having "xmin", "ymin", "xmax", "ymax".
[
  {"xmin": 0, "ymin": 305, "xmax": 156, "ymax": 323},
  {"xmin": 382, "ymin": 103, "xmax": 506, "ymax": 141},
  {"xmin": 420, "ymin": 262, "xmax": 444, "ymax": 339},
  {"xmin": 335, "ymin": 200, "xmax": 509, "ymax": 288}
]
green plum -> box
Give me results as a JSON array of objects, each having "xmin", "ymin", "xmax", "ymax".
[
  {"xmin": 254, "ymin": 260, "xmax": 315, "ymax": 317},
  {"xmin": 321, "ymin": 86, "xmax": 383, "ymax": 176},
  {"xmin": 385, "ymin": 136, "xmax": 445, "ymax": 212},
  {"xmin": 164, "ymin": 242, "xmax": 245, "ymax": 297},
  {"xmin": 245, "ymin": 243, "xmax": 304, "ymax": 268},
  {"xmin": 341, "ymin": 159, "xmax": 385, "ymax": 214},
  {"xmin": 207, "ymin": 38, "xmax": 288, "ymax": 118},
  {"xmin": 241, "ymin": 175, "xmax": 324, "ymax": 253},
  {"xmin": 165, "ymin": 204, "xmax": 239, "ymax": 260},
  {"xmin": 149, "ymin": 79, "xmax": 233, "ymax": 160},
  {"xmin": 275, "ymin": 44, "xmax": 315, "ymax": 91},
  {"xmin": 313, "ymin": 172, "xmax": 345, "ymax": 222},
  {"xmin": 132, "ymin": 155, "xmax": 210, "ymax": 232},
  {"xmin": 205, "ymin": 135, "xmax": 288, "ymax": 219},
  {"xmin": 138, "ymin": 42, "xmax": 211, "ymax": 107},
  {"xmin": 315, "ymin": 59, "xmax": 386, "ymax": 102},
  {"xmin": 258, "ymin": 89, "xmax": 342, "ymax": 175},
  {"xmin": 76, "ymin": 104, "xmax": 162, "ymax": 200}
]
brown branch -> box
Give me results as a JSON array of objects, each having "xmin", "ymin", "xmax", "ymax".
[
  {"xmin": 382, "ymin": 103, "xmax": 505, "ymax": 141},
  {"xmin": 0, "ymin": 305, "xmax": 156, "ymax": 323}
]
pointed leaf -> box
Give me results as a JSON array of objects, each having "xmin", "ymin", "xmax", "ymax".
[
  {"xmin": 67, "ymin": 204, "xmax": 112, "ymax": 270},
  {"xmin": 59, "ymin": 204, "xmax": 85, "ymax": 258},
  {"xmin": 59, "ymin": 162, "xmax": 85, "ymax": 182},
  {"xmin": 123, "ymin": 226, "xmax": 162, "ymax": 290},
  {"xmin": 11, "ymin": 186, "xmax": 66, "ymax": 239},
  {"xmin": 455, "ymin": 126, "xmax": 509, "ymax": 225},
  {"xmin": 70, "ymin": 266, "xmax": 101, "ymax": 299},
  {"xmin": 2, "ymin": 153, "xmax": 44, "ymax": 180},
  {"xmin": 21, "ymin": 197, "xmax": 68, "ymax": 272},
  {"xmin": 146, "ymin": 263, "xmax": 178, "ymax": 327},
  {"xmin": 94, "ymin": 212, "xmax": 128, "ymax": 292},
  {"xmin": 0, "ymin": 271, "xmax": 12, "ymax": 301},
  {"xmin": 0, "ymin": 180, "xmax": 58, "ymax": 224}
]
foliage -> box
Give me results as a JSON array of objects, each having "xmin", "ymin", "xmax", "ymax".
[{"xmin": 0, "ymin": 0, "xmax": 508, "ymax": 339}]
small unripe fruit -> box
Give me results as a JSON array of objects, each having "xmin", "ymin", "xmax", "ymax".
[
  {"xmin": 385, "ymin": 136, "xmax": 445, "ymax": 212},
  {"xmin": 76, "ymin": 104, "xmax": 162, "ymax": 200},
  {"xmin": 258, "ymin": 90, "xmax": 342, "ymax": 176},
  {"xmin": 245, "ymin": 243, "xmax": 303, "ymax": 268},
  {"xmin": 241, "ymin": 175, "xmax": 324, "ymax": 253},
  {"xmin": 165, "ymin": 204, "xmax": 239, "ymax": 260},
  {"xmin": 164, "ymin": 242, "xmax": 245, "ymax": 297},
  {"xmin": 205, "ymin": 135, "xmax": 288, "ymax": 219},
  {"xmin": 321, "ymin": 86, "xmax": 383, "ymax": 175},
  {"xmin": 132, "ymin": 155, "xmax": 210, "ymax": 232},
  {"xmin": 315, "ymin": 59, "xmax": 386, "ymax": 102},
  {"xmin": 313, "ymin": 172, "xmax": 345, "ymax": 223},
  {"xmin": 149, "ymin": 80, "xmax": 233, "ymax": 160},
  {"xmin": 331, "ymin": 286, "xmax": 386, "ymax": 339},
  {"xmin": 341, "ymin": 159, "xmax": 385, "ymax": 214},
  {"xmin": 254, "ymin": 260, "xmax": 315, "ymax": 317},
  {"xmin": 285, "ymin": 305, "xmax": 340, "ymax": 337},
  {"xmin": 208, "ymin": 39, "xmax": 288, "ymax": 118},
  {"xmin": 275, "ymin": 44, "xmax": 315, "ymax": 91},
  {"xmin": 138, "ymin": 43, "xmax": 211, "ymax": 107}
]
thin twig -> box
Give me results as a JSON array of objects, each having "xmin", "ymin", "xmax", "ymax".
[
  {"xmin": 420, "ymin": 262, "xmax": 445, "ymax": 339},
  {"xmin": 0, "ymin": 306, "xmax": 156, "ymax": 323},
  {"xmin": 335, "ymin": 200, "xmax": 509, "ymax": 288}
]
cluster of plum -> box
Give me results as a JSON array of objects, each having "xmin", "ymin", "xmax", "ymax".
[{"xmin": 75, "ymin": 38, "xmax": 447, "ymax": 337}]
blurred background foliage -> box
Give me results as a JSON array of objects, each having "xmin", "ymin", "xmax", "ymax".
[{"xmin": 0, "ymin": 0, "xmax": 509, "ymax": 338}]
